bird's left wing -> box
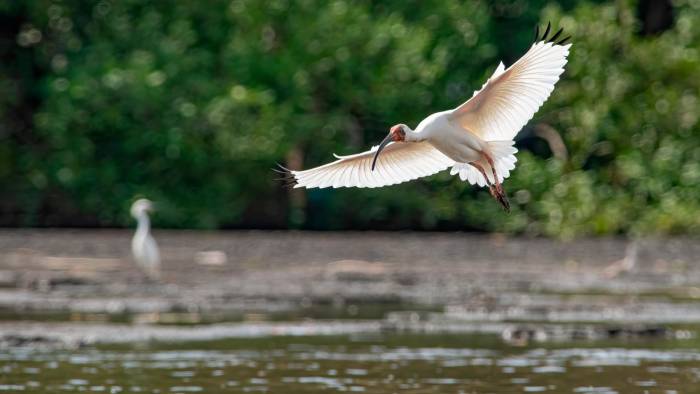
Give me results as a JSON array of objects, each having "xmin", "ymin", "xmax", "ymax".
[
  {"xmin": 449, "ymin": 24, "xmax": 571, "ymax": 141},
  {"xmin": 284, "ymin": 141, "xmax": 453, "ymax": 189}
]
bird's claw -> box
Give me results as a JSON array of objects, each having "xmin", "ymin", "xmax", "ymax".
[{"xmin": 489, "ymin": 183, "xmax": 510, "ymax": 213}]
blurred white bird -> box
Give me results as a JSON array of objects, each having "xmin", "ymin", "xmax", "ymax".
[
  {"xmin": 130, "ymin": 198, "xmax": 161, "ymax": 280},
  {"xmin": 281, "ymin": 24, "xmax": 571, "ymax": 211}
]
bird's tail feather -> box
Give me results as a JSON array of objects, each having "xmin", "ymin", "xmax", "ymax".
[{"xmin": 450, "ymin": 140, "xmax": 517, "ymax": 186}]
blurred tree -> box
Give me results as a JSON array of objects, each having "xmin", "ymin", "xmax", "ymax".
[
  {"xmin": 523, "ymin": 0, "xmax": 700, "ymax": 237},
  {"xmin": 637, "ymin": 0, "xmax": 674, "ymax": 35},
  {"xmin": 0, "ymin": 0, "xmax": 698, "ymax": 236},
  {"xmin": 1, "ymin": 0, "xmax": 494, "ymax": 228},
  {"xmin": 0, "ymin": 3, "xmax": 50, "ymax": 225}
]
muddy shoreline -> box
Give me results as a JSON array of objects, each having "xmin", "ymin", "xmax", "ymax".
[{"xmin": 1, "ymin": 230, "xmax": 699, "ymax": 345}]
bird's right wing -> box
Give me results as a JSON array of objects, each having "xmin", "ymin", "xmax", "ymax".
[{"xmin": 285, "ymin": 142, "xmax": 454, "ymax": 189}]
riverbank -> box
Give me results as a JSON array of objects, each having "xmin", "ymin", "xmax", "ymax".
[{"xmin": 1, "ymin": 230, "xmax": 699, "ymax": 346}]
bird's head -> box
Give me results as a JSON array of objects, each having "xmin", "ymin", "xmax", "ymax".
[
  {"xmin": 130, "ymin": 198, "xmax": 154, "ymax": 218},
  {"xmin": 389, "ymin": 124, "xmax": 407, "ymax": 142},
  {"xmin": 371, "ymin": 124, "xmax": 408, "ymax": 171}
]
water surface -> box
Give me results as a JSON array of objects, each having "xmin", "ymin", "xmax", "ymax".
[{"xmin": 1, "ymin": 333, "xmax": 699, "ymax": 393}]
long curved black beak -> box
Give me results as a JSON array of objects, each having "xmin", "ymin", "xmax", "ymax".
[{"xmin": 371, "ymin": 133, "xmax": 393, "ymax": 171}]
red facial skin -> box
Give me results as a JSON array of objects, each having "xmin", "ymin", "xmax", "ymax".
[{"xmin": 389, "ymin": 125, "xmax": 406, "ymax": 141}]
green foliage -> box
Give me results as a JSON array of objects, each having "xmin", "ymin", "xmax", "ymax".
[
  {"xmin": 533, "ymin": 0, "xmax": 700, "ymax": 236},
  {"xmin": 1, "ymin": 0, "xmax": 699, "ymax": 236}
]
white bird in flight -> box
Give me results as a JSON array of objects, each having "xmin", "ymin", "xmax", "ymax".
[
  {"xmin": 280, "ymin": 24, "xmax": 571, "ymax": 211},
  {"xmin": 130, "ymin": 198, "xmax": 161, "ymax": 281}
]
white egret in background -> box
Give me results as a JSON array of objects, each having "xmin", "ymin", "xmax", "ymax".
[
  {"xmin": 130, "ymin": 198, "xmax": 161, "ymax": 280},
  {"xmin": 280, "ymin": 24, "xmax": 571, "ymax": 211}
]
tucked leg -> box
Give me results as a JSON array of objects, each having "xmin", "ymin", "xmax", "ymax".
[
  {"xmin": 480, "ymin": 153, "xmax": 510, "ymax": 212},
  {"xmin": 469, "ymin": 162, "xmax": 498, "ymax": 199},
  {"xmin": 483, "ymin": 154, "xmax": 501, "ymax": 191}
]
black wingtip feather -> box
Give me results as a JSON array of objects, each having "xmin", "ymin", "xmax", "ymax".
[
  {"xmin": 275, "ymin": 162, "xmax": 292, "ymax": 172},
  {"xmin": 282, "ymin": 181, "xmax": 297, "ymax": 189},
  {"xmin": 534, "ymin": 23, "xmax": 571, "ymax": 46},
  {"xmin": 273, "ymin": 163, "xmax": 298, "ymax": 188},
  {"xmin": 542, "ymin": 21, "xmax": 551, "ymax": 41},
  {"xmin": 273, "ymin": 172, "xmax": 296, "ymax": 181},
  {"xmin": 549, "ymin": 27, "xmax": 563, "ymax": 43}
]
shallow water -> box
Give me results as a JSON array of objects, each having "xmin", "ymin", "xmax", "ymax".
[
  {"xmin": 1, "ymin": 333, "xmax": 699, "ymax": 393},
  {"xmin": 3, "ymin": 231, "xmax": 700, "ymax": 392}
]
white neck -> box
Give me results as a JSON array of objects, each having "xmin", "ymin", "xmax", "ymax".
[
  {"xmin": 404, "ymin": 127, "xmax": 424, "ymax": 142},
  {"xmin": 135, "ymin": 212, "xmax": 151, "ymax": 235}
]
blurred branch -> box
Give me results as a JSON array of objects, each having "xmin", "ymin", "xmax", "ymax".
[{"xmin": 534, "ymin": 123, "xmax": 568, "ymax": 162}]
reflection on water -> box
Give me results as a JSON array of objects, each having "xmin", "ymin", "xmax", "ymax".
[{"xmin": 1, "ymin": 334, "xmax": 699, "ymax": 393}]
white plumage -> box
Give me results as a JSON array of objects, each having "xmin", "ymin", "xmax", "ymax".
[
  {"xmin": 291, "ymin": 141, "xmax": 453, "ymax": 189},
  {"xmin": 284, "ymin": 24, "xmax": 571, "ymax": 210},
  {"xmin": 451, "ymin": 40, "xmax": 570, "ymax": 142},
  {"xmin": 130, "ymin": 198, "xmax": 161, "ymax": 280}
]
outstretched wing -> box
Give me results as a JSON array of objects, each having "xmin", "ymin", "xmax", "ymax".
[
  {"xmin": 450, "ymin": 24, "xmax": 571, "ymax": 141},
  {"xmin": 284, "ymin": 142, "xmax": 453, "ymax": 189}
]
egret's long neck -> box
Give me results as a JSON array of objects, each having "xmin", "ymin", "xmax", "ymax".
[{"xmin": 135, "ymin": 213, "xmax": 151, "ymax": 236}]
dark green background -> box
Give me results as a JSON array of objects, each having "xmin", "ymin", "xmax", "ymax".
[{"xmin": 1, "ymin": 0, "xmax": 697, "ymax": 237}]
